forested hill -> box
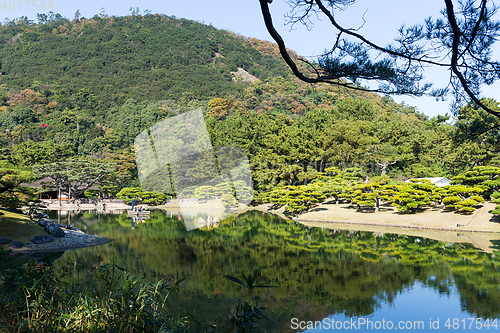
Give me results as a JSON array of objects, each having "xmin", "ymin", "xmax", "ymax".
[{"xmin": 0, "ymin": 14, "xmax": 291, "ymax": 105}]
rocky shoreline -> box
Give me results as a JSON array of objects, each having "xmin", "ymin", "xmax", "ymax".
[
  {"xmin": 1, "ymin": 212, "xmax": 111, "ymax": 254},
  {"xmin": 10, "ymin": 229, "xmax": 111, "ymax": 253}
]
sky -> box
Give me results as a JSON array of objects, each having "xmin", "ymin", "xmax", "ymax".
[{"xmin": 2, "ymin": 0, "xmax": 499, "ymax": 119}]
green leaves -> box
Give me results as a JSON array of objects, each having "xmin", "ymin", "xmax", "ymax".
[
  {"xmin": 0, "ymin": 160, "xmax": 35, "ymax": 208},
  {"xmin": 261, "ymin": 184, "xmax": 327, "ymax": 214},
  {"xmin": 116, "ymin": 187, "xmax": 167, "ymax": 205},
  {"xmin": 33, "ymin": 158, "xmax": 115, "ymax": 200},
  {"xmin": 223, "ymin": 271, "xmax": 275, "ymax": 291}
]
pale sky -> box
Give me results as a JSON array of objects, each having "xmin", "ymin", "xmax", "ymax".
[{"xmin": 2, "ymin": 0, "xmax": 499, "ymax": 118}]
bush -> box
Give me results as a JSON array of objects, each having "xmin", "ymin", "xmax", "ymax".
[{"xmin": 0, "ymin": 260, "xmax": 185, "ymax": 332}]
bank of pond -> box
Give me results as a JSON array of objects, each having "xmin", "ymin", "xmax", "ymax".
[{"xmin": 2, "ymin": 209, "xmax": 500, "ymax": 332}]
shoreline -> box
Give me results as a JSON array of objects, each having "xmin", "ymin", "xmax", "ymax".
[
  {"xmin": 253, "ymin": 201, "xmax": 500, "ymax": 253},
  {"xmin": 42, "ymin": 202, "xmax": 130, "ymax": 211},
  {"xmin": 157, "ymin": 200, "xmax": 500, "ymax": 234},
  {"xmin": 4, "ymin": 230, "xmax": 112, "ymax": 254},
  {"xmin": 293, "ymin": 217, "xmax": 500, "ymax": 233},
  {"xmin": 285, "ymin": 200, "xmax": 500, "ymax": 234}
]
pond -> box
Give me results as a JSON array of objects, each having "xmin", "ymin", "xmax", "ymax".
[{"xmin": 45, "ymin": 209, "xmax": 500, "ymax": 332}]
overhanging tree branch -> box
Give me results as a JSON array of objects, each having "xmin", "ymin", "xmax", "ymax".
[
  {"xmin": 259, "ymin": 0, "xmax": 500, "ymax": 120},
  {"xmin": 444, "ymin": 0, "xmax": 500, "ymax": 118}
]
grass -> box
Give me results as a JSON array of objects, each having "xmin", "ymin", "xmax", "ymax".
[
  {"xmin": 0, "ymin": 259, "xmax": 272, "ymax": 332},
  {"xmin": 0, "ymin": 209, "xmax": 47, "ymax": 245},
  {"xmin": 0, "ymin": 260, "xmax": 186, "ymax": 332}
]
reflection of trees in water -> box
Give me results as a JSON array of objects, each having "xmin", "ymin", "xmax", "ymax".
[{"xmin": 58, "ymin": 210, "xmax": 500, "ymax": 327}]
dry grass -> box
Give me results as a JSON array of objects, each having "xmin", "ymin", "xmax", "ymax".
[{"xmin": 0, "ymin": 209, "xmax": 47, "ymax": 245}]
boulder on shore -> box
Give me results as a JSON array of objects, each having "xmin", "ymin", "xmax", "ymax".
[
  {"xmin": 9, "ymin": 241, "xmax": 24, "ymax": 249},
  {"xmin": 47, "ymin": 225, "xmax": 65, "ymax": 238},
  {"xmin": 0, "ymin": 237, "xmax": 12, "ymax": 244},
  {"xmin": 38, "ymin": 218, "xmax": 54, "ymax": 228},
  {"xmin": 34, "ymin": 212, "xmax": 50, "ymax": 219},
  {"xmin": 31, "ymin": 235, "xmax": 54, "ymax": 244}
]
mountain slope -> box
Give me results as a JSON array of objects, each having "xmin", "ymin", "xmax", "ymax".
[{"xmin": 0, "ymin": 14, "xmax": 291, "ymax": 107}]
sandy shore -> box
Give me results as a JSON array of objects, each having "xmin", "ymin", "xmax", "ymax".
[
  {"xmin": 284, "ymin": 200, "xmax": 500, "ymax": 253},
  {"xmin": 157, "ymin": 199, "xmax": 249, "ymax": 219},
  {"xmin": 294, "ymin": 201, "xmax": 500, "ymax": 233}
]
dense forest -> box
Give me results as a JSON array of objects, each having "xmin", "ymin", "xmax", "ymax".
[{"xmin": 0, "ymin": 12, "xmax": 498, "ymax": 207}]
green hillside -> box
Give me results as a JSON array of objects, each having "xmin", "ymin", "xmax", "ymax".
[{"xmin": 0, "ymin": 14, "xmax": 291, "ymax": 106}]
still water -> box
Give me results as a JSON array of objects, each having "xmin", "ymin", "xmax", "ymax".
[{"xmin": 47, "ymin": 209, "xmax": 500, "ymax": 332}]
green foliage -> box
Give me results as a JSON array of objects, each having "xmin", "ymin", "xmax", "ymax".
[
  {"xmin": 221, "ymin": 193, "xmax": 238, "ymax": 208},
  {"xmin": 389, "ymin": 179, "xmax": 441, "ymax": 213},
  {"xmin": 140, "ymin": 191, "xmax": 167, "ymax": 205},
  {"xmin": 11, "ymin": 140, "xmax": 74, "ymax": 166},
  {"xmin": 261, "ymin": 183, "xmax": 327, "ymax": 214},
  {"xmin": 33, "ymin": 159, "xmax": 115, "ymax": 200},
  {"xmin": 0, "ymin": 15, "xmax": 290, "ymax": 111},
  {"xmin": 442, "ymin": 195, "xmax": 462, "ymax": 205},
  {"xmin": 0, "ymin": 161, "xmax": 35, "ymax": 208},
  {"xmin": 441, "ymin": 185, "xmax": 485, "ymax": 213},
  {"xmin": 0, "ymin": 261, "xmax": 186, "ymax": 332},
  {"xmin": 0, "ymin": 11, "xmax": 498, "ymax": 206},
  {"xmin": 351, "ymin": 183, "xmax": 397, "ymax": 212},
  {"xmin": 451, "ymin": 166, "xmax": 500, "ymax": 198},
  {"xmin": 115, "ymin": 187, "xmax": 167, "ymax": 205},
  {"xmin": 490, "ymin": 191, "xmax": 500, "ymax": 215},
  {"xmin": 116, "ymin": 187, "xmax": 143, "ymax": 203},
  {"xmin": 194, "ymin": 185, "xmax": 215, "ymax": 201},
  {"xmin": 84, "ymin": 189, "xmax": 98, "ymax": 199},
  {"xmin": 233, "ymin": 180, "xmax": 254, "ymax": 204}
]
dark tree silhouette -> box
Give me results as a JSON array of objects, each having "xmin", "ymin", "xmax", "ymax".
[{"xmin": 259, "ymin": 0, "xmax": 500, "ymax": 118}]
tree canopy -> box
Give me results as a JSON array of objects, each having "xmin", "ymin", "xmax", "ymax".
[
  {"xmin": 259, "ymin": 0, "xmax": 500, "ymax": 119},
  {"xmin": 33, "ymin": 159, "xmax": 115, "ymax": 200}
]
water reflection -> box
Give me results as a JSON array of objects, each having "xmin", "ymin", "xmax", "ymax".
[
  {"xmin": 47, "ymin": 210, "xmax": 500, "ymax": 331},
  {"xmin": 305, "ymin": 283, "xmax": 479, "ymax": 332}
]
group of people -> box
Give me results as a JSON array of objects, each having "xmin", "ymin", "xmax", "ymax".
[
  {"xmin": 197, "ymin": 216, "xmax": 221, "ymax": 229},
  {"xmin": 131, "ymin": 199, "xmax": 147, "ymax": 212},
  {"xmin": 130, "ymin": 216, "xmax": 146, "ymax": 229}
]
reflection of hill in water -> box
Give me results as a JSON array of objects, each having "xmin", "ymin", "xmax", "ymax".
[{"xmin": 54, "ymin": 210, "xmax": 500, "ymax": 329}]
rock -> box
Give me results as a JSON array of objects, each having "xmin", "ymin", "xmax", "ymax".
[
  {"xmin": 47, "ymin": 225, "xmax": 65, "ymax": 238},
  {"xmin": 9, "ymin": 241, "xmax": 24, "ymax": 249},
  {"xmin": 38, "ymin": 218, "xmax": 54, "ymax": 228},
  {"xmin": 57, "ymin": 224, "xmax": 81, "ymax": 232},
  {"xmin": 30, "ymin": 235, "xmax": 54, "ymax": 244},
  {"xmin": 34, "ymin": 212, "xmax": 49, "ymax": 219},
  {"xmin": 0, "ymin": 237, "xmax": 12, "ymax": 244}
]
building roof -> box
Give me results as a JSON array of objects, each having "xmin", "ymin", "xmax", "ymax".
[{"xmin": 405, "ymin": 177, "xmax": 451, "ymax": 187}]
